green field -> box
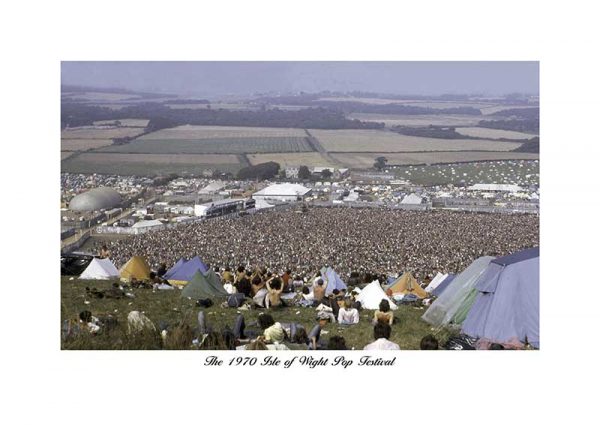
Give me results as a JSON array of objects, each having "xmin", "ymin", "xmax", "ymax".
[
  {"xmin": 61, "ymin": 153, "xmax": 243, "ymax": 176},
  {"xmin": 61, "ymin": 277, "xmax": 454, "ymax": 350},
  {"xmin": 392, "ymin": 160, "xmax": 539, "ymax": 186},
  {"xmin": 98, "ymin": 136, "xmax": 313, "ymax": 154}
]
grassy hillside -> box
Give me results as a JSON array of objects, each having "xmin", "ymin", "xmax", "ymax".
[{"xmin": 61, "ymin": 277, "xmax": 456, "ymax": 350}]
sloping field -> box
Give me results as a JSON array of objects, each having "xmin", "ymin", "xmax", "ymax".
[
  {"xmin": 479, "ymin": 105, "xmax": 539, "ymax": 115},
  {"xmin": 61, "ymin": 127, "xmax": 146, "ymax": 139},
  {"xmin": 331, "ymin": 151, "xmax": 540, "ymax": 168},
  {"xmin": 93, "ymin": 119, "xmax": 149, "ymax": 127},
  {"xmin": 99, "ymin": 125, "xmax": 312, "ymax": 154},
  {"xmin": 455, "ymin": 127, "xmax": 537, "ymax": 140},
  {"xmin": 61, "ymin": 151, "xmax": 75, "ymax": 160},
  {"xmin": 247, "ymin": 152, "xmax": 337, "ymax": 168},
  {"xmin": 61, "ymin": 138, "xmax": 114, "ymax": 151},
  {"xmin": 61, "ymin": 153, "xmax": 241, "ymax": 176},
  {"xmin": 62, "ymin": 92, "xmax": 142, "ymax": 102},
  {"xmin": 310, "ymin": 129, "xmax": 522, "ymax": 152},
  {"xmin": 347, "ymin": 113, "xmax": 484, "ymax": 127}
]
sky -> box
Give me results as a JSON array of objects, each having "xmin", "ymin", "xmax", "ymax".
[{"xmin": 61, "ymin": 62, "xmax": 539, "ymax": 98}]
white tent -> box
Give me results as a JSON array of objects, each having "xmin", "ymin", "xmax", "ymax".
[
  {"xmin": 425, "ymin": 272, "xmax": 448, "ymax": 293},
  {"xmin": 79, "ymin": 258, "xmax": 120, "ymax": 280},
  {"xmin": 355, "ymin": 280, "xmax": 398, "ymax": 310}
]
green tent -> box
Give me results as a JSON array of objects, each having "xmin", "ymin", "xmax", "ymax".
[
  {"xmin": 204, "ymin": 269, "xmax": 226, "ymax": 294},
  {"xmin": 181, "ymin": 271, "xmax": 228, "ymax": 300}
]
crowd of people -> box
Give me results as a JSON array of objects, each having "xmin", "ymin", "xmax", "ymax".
[{"xmin": 105, "ymin": 208, "xmax": 539, "ymax": 281}]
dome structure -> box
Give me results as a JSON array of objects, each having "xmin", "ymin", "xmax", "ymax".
[{"xmin": 69, "ymin": 187, "xmax": 122, "ymax": 212}]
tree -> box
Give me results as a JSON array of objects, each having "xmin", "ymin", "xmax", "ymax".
[
  {"xmin": 373, "ymin": 156, "xmax": 388, "ymax": 170},
  {"xmin": 298, "ymin": 165, "xmax": 311, "ymax": 180}
]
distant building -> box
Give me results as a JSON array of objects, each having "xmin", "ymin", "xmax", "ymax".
[
  {"xmin": 285, "ymin": 167, "xmax": 299, "ymax": 179},
  {"xmin": 69, "ymin": 187, "xmax": 122, "ymax": 212},
  {"xmin": 194, "ymin": 198, "xmax": 253, "ymax": 218},
  {"xmin": 401, "ymin": 193, "xmax": 424, "ymax": 205},
  {"xmin": 199, "ymin": 181, "xmax": 227, "ymax": 195},
  {"xmin": 252, "ymin": 183, "xmax": 312, "ymax": 203},
  {"xmin": 467, "ymin": 184, "xmax": 523, "ymax": 192}
]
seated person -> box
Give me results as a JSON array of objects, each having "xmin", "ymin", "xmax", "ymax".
[
  {"xmin": 258, "ymin": 313, "xmax": 285, "ymax": 344},
  {"xmin": 252, "ymin": 276, "xmax": 267, "ymax": 307},
  {"xmin": 313, "ymin": 279, "xmax": 328, "ymax": 303},
  {"xmin": 235, "ymin": 277, "xmax": 252, "ymax": 298},
  {"xmin": 292, "ymin": 275, "xmax": 305, "ymax": 290},
  {"xmin": 420, "ymin": 334, "xmax": 439, "ymax": 350},
  {"xmin": 327, "ymin": 335, "xmax": 348, "ymax": 350},
  {"xmin": 307, "ymin": 313, "xmax": 330, "ymax": 350},
  {"xmin": 372, "ymin": 299, "xmax": 394, "ymax": 326},
  {"xmin": 337, "ymin": 298, "xmax": 359, "ymax": 325},
  {"xmin": 363, "ymin": 322, "xmax": 400, "ymax": 350},
  {"xmin": 265, "ymin": 277, "xmax": 284, "ymax": 309}
]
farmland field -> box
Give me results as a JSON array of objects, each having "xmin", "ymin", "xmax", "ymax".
[
  {"xmin": 479, "ymin": 105, "xmax": 539, "ymax": 115},
  {"xmin": 455, "ymin": 127, "xmax": 537, "ymax": 139},
  {"xmin": 62, "ymin": 92, "xmax": 142, "ymax": 102},
  {"xmin": 93, "ymin": 119, "xmax": 149, "ymax": 127},
  {"xmin": 390, "ymin": 160, "xmax": 540, "ymax": 186},
  {"xmin": 61, "ymin": 151, "xmax": 75, "ymax": 160},
  {"xmin": 140, "ymin": 125, "xmax": 307, "ymax": 139},
  {"xmin": 331, "ymin": 152, "xmax": 540, "ymax": 168},
  {"xmin": 247, "ymin": 152, "xmax": 337, "ymax": 168},
  {"xmin": 318, "ymin": 97, "xmax": 495, "ymax": 109},
  {"xmin": 61, "ymin": 127, "xmax": 146, "ymax": 140},
  {"xmin": 165, "ymin": 103, "xmax": 259, "ymax": 111},
  {"xmin": 61, "ymin": 138, "xmax": 114, "ymax": 151},
  {"xmin": 310, "ymin": 129, "xmax": 523, "ymax": 152},
  {"xmin": 98, "ymin": 125, "xmax": 313, "ymax": 154},
  {"xmin": 61, "ymin": 153, "xmax": 242, "ymax": 176},
  {"xmin": 347, "ymin": 113, "xmax": 485, "ymax": 127}
]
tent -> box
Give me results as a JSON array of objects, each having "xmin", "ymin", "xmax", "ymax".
[
  {"xmin": 355, "ymin": 280, "xmax": 398, "ymax": 310},
  {"xmin": 119, "ymin": 256, "xmax": 151, "ymax": 282},
  {"xmin": 462, "ymin": 247, "xmax": 539, "ymax": 348},
  {"xmin": 181, "ymin": 271, "xmax": 228, "ymax": 300},
  {"xmin": 388, "ymin": 272, "xmax": 428, "ymax": 298},
  {"xmin": 164, "ymin": 256, "xmax": 208, "ymax": 285},
  {"xmin": 421, "ymin": 256, "xmax": 495, "ymax": 327},
  {"xmin": 204, "ymin": 269, "xmax": 226, "ymax": 294},
  {"xmin": 163, "ymin": 258, "xmax": 185, "ymax": 280},
  {"xmin": 79, "ymin": 258, "xmax": 120, "ymax": 280},
  {"xmin": 425, "ymin": 272, "xmax": 448, "ymax": 293},
  {"xmin": 431, "ymin": 274, "xmax": 456, "ymax": 297},
  {"xmin": 320, "ymin": 266, "xmax": 348, "ymax": 296}
]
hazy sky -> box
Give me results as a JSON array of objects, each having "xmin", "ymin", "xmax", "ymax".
[{"xmin": 61, "ymin": 62, "xmax": 539, "ymax": 97}]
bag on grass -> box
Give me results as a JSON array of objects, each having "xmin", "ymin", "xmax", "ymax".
[{"xmin": 227, "ymin": 293, "xmax": 246, "ymax": 308}]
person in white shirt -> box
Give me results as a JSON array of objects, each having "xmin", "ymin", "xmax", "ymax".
[
  {"xmin": 363, "ymin": 323, "xmax": 400, "ymax": 350},
  {"xmin": 337, "ymin": 298, "xmax": 359, "ymax": 325}
]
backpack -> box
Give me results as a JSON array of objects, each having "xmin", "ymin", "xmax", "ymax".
[
  {"xmin": 196, "ymin": 298, "xmax": 214, "ymax": 308},
  {"xmin": 227, "ymin": 293, "xmax": 246, "ymax": 308}
]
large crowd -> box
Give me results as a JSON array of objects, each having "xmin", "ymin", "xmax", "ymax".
[{"xmin": 104, "ymin": 208, "xmax": 539, "ymax": 281}]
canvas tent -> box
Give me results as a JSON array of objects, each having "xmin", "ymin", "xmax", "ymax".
[
  {"xmin": 181, "ymin": 271, "xmax": 228, "ymax": 300},
  {"xmin": 79, "ymin": 258, "xmax": 120, "ymax": 280},
  {"xmin": 462, "ymin": 247, "xmax": 539, "ymax": 348},
  {"xmin": 431, "ymin": 274, "xmax": 456, "ymax": 297},
  {"xmin": 388, "ymin": 272, "xmax": 428, "ymax": 298},
  {"xmin": 320, "ymin": 266, "xmax": 348, "ymax": 296},
  {"xmin": 421, "ymin": 256, "xmax": 494, "ymax": 327},
  {"xmin": 163, "ymin": 258, "xmax": 185, "ymax": 279},
  {"xmin": 425, "ymin": 272, "xmax": 448, "ymax": 293},
  {"xmin": 119, "ymin": 256, "xmax": 151, "ymax": 282},
  {"xmin": 164, "ymin": 256, "xmax": 208, "ymax": 285},
  {"xmin": 355, "ymin": 280, "xmax": 398, "ymax": 310},
  {"xmin": 204, "ymin": 269, "xmax": 226, "ymax": 294}
]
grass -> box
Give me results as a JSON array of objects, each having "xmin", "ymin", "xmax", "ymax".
[
  {"xmin": 61, "ymin": 277, "xmax": 456, "ymax": 350},
  {"xmin": 310, "ymin": 129, "xmax": 523, "ymax": 152},
  {"xmin": 61, "ymin": 153, "xmax": 242, "ymax": 176}
]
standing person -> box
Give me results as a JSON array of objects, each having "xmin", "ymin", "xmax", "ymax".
[
  {"xmin": 337, "ymin": 298, "xmax": 359, "ymax": 325},
  {"xmin": 363, "ymin": 323, "xmax": 400, "ymax": 350}
]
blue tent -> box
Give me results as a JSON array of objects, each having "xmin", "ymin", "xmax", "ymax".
[
  {"xmin": 164, "ymin": 256, "xmax": 208, "ymax": 283},
  {"xmin": 462, "ymin": 247, "xmax": 539, "ymax": 348},
  {"xmin": 431, "ymin": 274, "xmax": 456, "ymax": 297},
  {"xmin": 163, "ymin": 258, "xmax": 185, "ymax": 280},
  {"xmin": 320, "ymin": 266, "xmax": 348, "ymax": 295}
]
